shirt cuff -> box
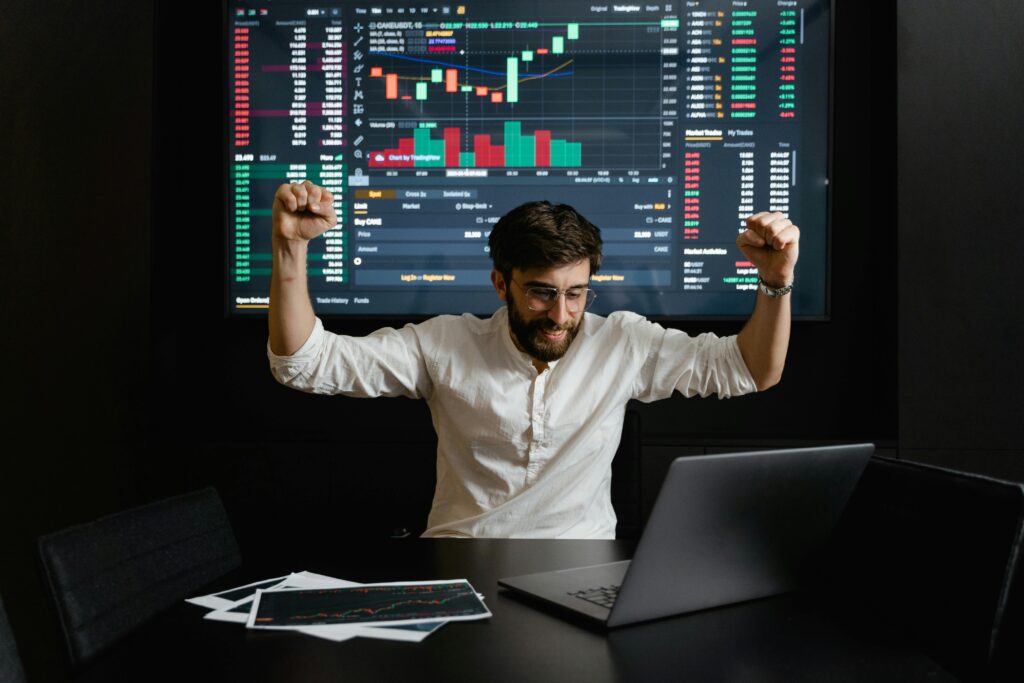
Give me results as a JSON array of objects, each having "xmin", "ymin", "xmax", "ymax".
[{"xmin": 726, "ymin": 335, "xmax": 759, "ymax": 395}]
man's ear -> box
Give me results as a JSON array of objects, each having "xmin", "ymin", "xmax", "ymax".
[{"xmin": 491, "ymin": 269, "xmax": 508, "ymax": 301}]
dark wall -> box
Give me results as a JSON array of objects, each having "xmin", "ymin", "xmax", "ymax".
[
  {"xmin": 1, "ymin": 1, "xmax": 155, "ymax": 680},
  {"xmin": 2, "ymin": 0, "xmax": 1018, "ymax": 679},
  {"xmin": 897, "ymin": 0, "xmax": 1024, "ymax": 480}
]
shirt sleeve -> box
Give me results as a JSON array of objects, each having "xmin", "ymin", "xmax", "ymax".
[
  {"xmin": 266, "ymin": 317, "xmax": 433, "ymax": 399},
  {"xmin": 628, "ymin": 319, "xmax": 758, "ymax": 401}
]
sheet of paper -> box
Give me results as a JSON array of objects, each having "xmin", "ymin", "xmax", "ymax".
[
  {"xmin": 203, "ymin": 572, "xmax": 358, "ymax": 623},
  {"xmin": 297, "ymin": 620, "xmax": 446, "ymax": 643},
  {"xmin": 204, "ymin": 601, "xmax": 256, "ymax": 624},
  {"xmin": 199, "ymin": 572, "xmax": 463, "ymax": 641},
  {"xmin": 280, "ymin": 575, "xmax": 450, "ymax": 642},
  {"xmin": 247, "ymin": 579, "xmax": 491, "ymax": 630},
  {"xmin": 186, "ymin": 576, "xmax": 289, "ymax": 610}
]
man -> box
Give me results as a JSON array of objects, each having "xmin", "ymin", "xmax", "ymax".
[{"xmin": 268, "ymin": 180, "xmax": 799, "ymax": 538}]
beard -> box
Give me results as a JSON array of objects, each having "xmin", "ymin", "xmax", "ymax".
[{"xmin": 506, "ymin": 291, "xmax": 583, "ymax": 363}]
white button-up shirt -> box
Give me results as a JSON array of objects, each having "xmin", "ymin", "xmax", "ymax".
[{"xmin": 267, "ymin": 308, "xmax": 756, "ymax": 539}]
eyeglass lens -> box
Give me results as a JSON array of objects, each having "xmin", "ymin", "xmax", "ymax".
[{"xmin": 525, "ymin": 287, "xmax": 596, "ymax": 312}]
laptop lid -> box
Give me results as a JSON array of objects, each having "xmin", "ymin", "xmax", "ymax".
[
  {"xmin": 498, "ymin": 444, "xmax": 874, "ymax": 628},
  {"xmin": 606, "ymin": 443, "xmax": 875, "ymax": 626}
]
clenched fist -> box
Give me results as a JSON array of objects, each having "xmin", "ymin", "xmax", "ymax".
[
  {"xmin": 272, "ymin": 180, "xmax": 338, "ymax": 243},
  {"xmin": 735, "ymin": 211, "xmax": 800, "ymax": 288}
]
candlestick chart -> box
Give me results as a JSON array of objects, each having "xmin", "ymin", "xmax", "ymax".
[{"xmin": 359, "ymin": 19, "xmax": 668, "ymax": 170}]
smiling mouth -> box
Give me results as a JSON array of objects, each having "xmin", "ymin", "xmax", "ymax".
[{"xmin": 540, "ymin": 329, "xmax": 567, "ymax": 341}]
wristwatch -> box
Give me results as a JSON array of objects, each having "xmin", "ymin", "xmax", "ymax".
[{"xmin": 758, "ymin": 276, "xmax": 794, "ymax": 298}]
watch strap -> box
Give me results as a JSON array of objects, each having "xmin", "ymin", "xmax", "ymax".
[{"xmin": 758, "ymin": 276, "xmax": 793, "ymax": 298}]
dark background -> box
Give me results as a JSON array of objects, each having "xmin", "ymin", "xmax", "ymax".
[{"xmin": 1, "ymin": 1, "xmax": 1021, "ymax": 680}]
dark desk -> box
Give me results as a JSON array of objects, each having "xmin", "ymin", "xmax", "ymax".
[{"xmin": 74, "ymin": 540, "xmax": 955, "ymax": 683}]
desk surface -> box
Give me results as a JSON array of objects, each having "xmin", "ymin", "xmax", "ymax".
[{"xmin": 74, "ymin": 539, "xmax": 954, "ymax": 683}]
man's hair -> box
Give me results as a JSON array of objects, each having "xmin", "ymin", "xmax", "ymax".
[{"xmin": 488, "ymin": 201, "xmax": 603, "ymax": 280}]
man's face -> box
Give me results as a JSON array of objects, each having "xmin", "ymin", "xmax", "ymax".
[{"xmin": 491, "ymin": 260, "xmax": 591, "ymax": 364}]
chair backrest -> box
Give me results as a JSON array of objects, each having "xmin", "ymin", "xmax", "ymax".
[
  {"xmin": 611, "ymin": 408, "xmax": 642, "ymax": 539},
  {"xmin": 38, "ymin": 487, "xmax": 241, "ymax": 666},
  {"xmin": 992, "ymin": 524, "xmax": 1024, "ymax": 681},
  {"xmin": 0, "ymin": 595, "xmax": 27, "ymax": 683},
  {"xmin": 821, "ymin": 456, "xmax": 1024, "ymax": 682}
]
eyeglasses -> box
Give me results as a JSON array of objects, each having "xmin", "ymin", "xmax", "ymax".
[{"xmin": 512, "ymin": 280, "xmax": 597, "ymax": 313}]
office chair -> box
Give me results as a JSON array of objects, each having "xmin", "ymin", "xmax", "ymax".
[
  {"xmin": 0, "ymin": 595, "xmax": 27, "ymax": 683},
  {"xmin": 992, "ymin": 537, "xmax": 1024, "ymax": 681},
  {"xmin": 820, "ymin": 456, "xmax": 1024, "ymax": 682},
  {"xmin": 611, "ymin": 408, "xmax": 642, "ymax": 540},
  {"xmin": 38, "ymin": 487, "xmax": 242, "ymax": 666}
]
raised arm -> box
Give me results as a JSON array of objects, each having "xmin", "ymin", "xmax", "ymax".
[
  {"xmin": 735, "ymin": 211, "xmax": 800, "ymax": 391},
  {"xmin": 269, "ymin": 180, "xmax": 338, "ymax": 356}
]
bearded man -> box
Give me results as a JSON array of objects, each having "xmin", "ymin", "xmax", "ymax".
[{"xmin": 267, "ymin": 181, "xmax": 799, "ymax": 538}]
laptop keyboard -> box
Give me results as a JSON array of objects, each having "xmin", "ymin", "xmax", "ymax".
[{"xmin": 569, "ymin": 584, "xmax": 620, "ymax": 609}]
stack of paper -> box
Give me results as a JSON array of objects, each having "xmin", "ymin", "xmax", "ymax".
[{"xmin": 186, "ymin": 572, "xmax": 490, "ymax": 643}]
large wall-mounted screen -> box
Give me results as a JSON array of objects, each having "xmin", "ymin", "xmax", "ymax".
[{"xmin": 227, "ymin": 0, "xmax": 830, "ymax": 318}]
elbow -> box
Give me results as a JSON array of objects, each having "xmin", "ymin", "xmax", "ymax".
[
  {"xmin": 754, "ymin": 369, "xmax": 783, "ymax": 392},
  {"xmin": 268, "ymin": 362, "xmax": 302, "ymax": 389},
  {"xmin": 269, "ymin": 366, "xmax": 289, "ymax": 388}
]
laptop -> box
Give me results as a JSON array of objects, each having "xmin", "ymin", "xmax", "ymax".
[{"xmin": 498, "ymin": 443, "xmax": 874, "ymax": 628}]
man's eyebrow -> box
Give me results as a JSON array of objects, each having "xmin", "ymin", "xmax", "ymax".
[{"xmin": 523, "ymin": 280, "xmax": 590, "ymax": 290}]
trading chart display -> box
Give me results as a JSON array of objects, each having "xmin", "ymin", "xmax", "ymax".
[
  {"xmin": 227, "ymin": 0, "xmax": 830, "ymax": 317},
  {"xmin": 248, "ymin": 581, "xmax": 491, "ymax": 627}
]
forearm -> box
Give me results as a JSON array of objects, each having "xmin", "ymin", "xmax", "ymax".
[
  {"xmin": 736, "ymin": 289, "xmax": 791, "ymax": 391},
  {"xmin": 268, "ymin": 236, "xmax": 316, "ymax": 356}
]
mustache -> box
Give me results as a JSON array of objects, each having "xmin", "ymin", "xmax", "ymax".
[{"xmin": 531, "ymin": 319, "xmax": 573, "ymax": 333}]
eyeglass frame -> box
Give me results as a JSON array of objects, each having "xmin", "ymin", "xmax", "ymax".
[{"xmin": 510, "ymin": 279, "xmax": 597, "ymax": 313}]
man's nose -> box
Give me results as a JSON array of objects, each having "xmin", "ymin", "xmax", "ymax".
[{"xmin": 547, "ymin": 294, "xmax": 573, "ymax": 327}]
